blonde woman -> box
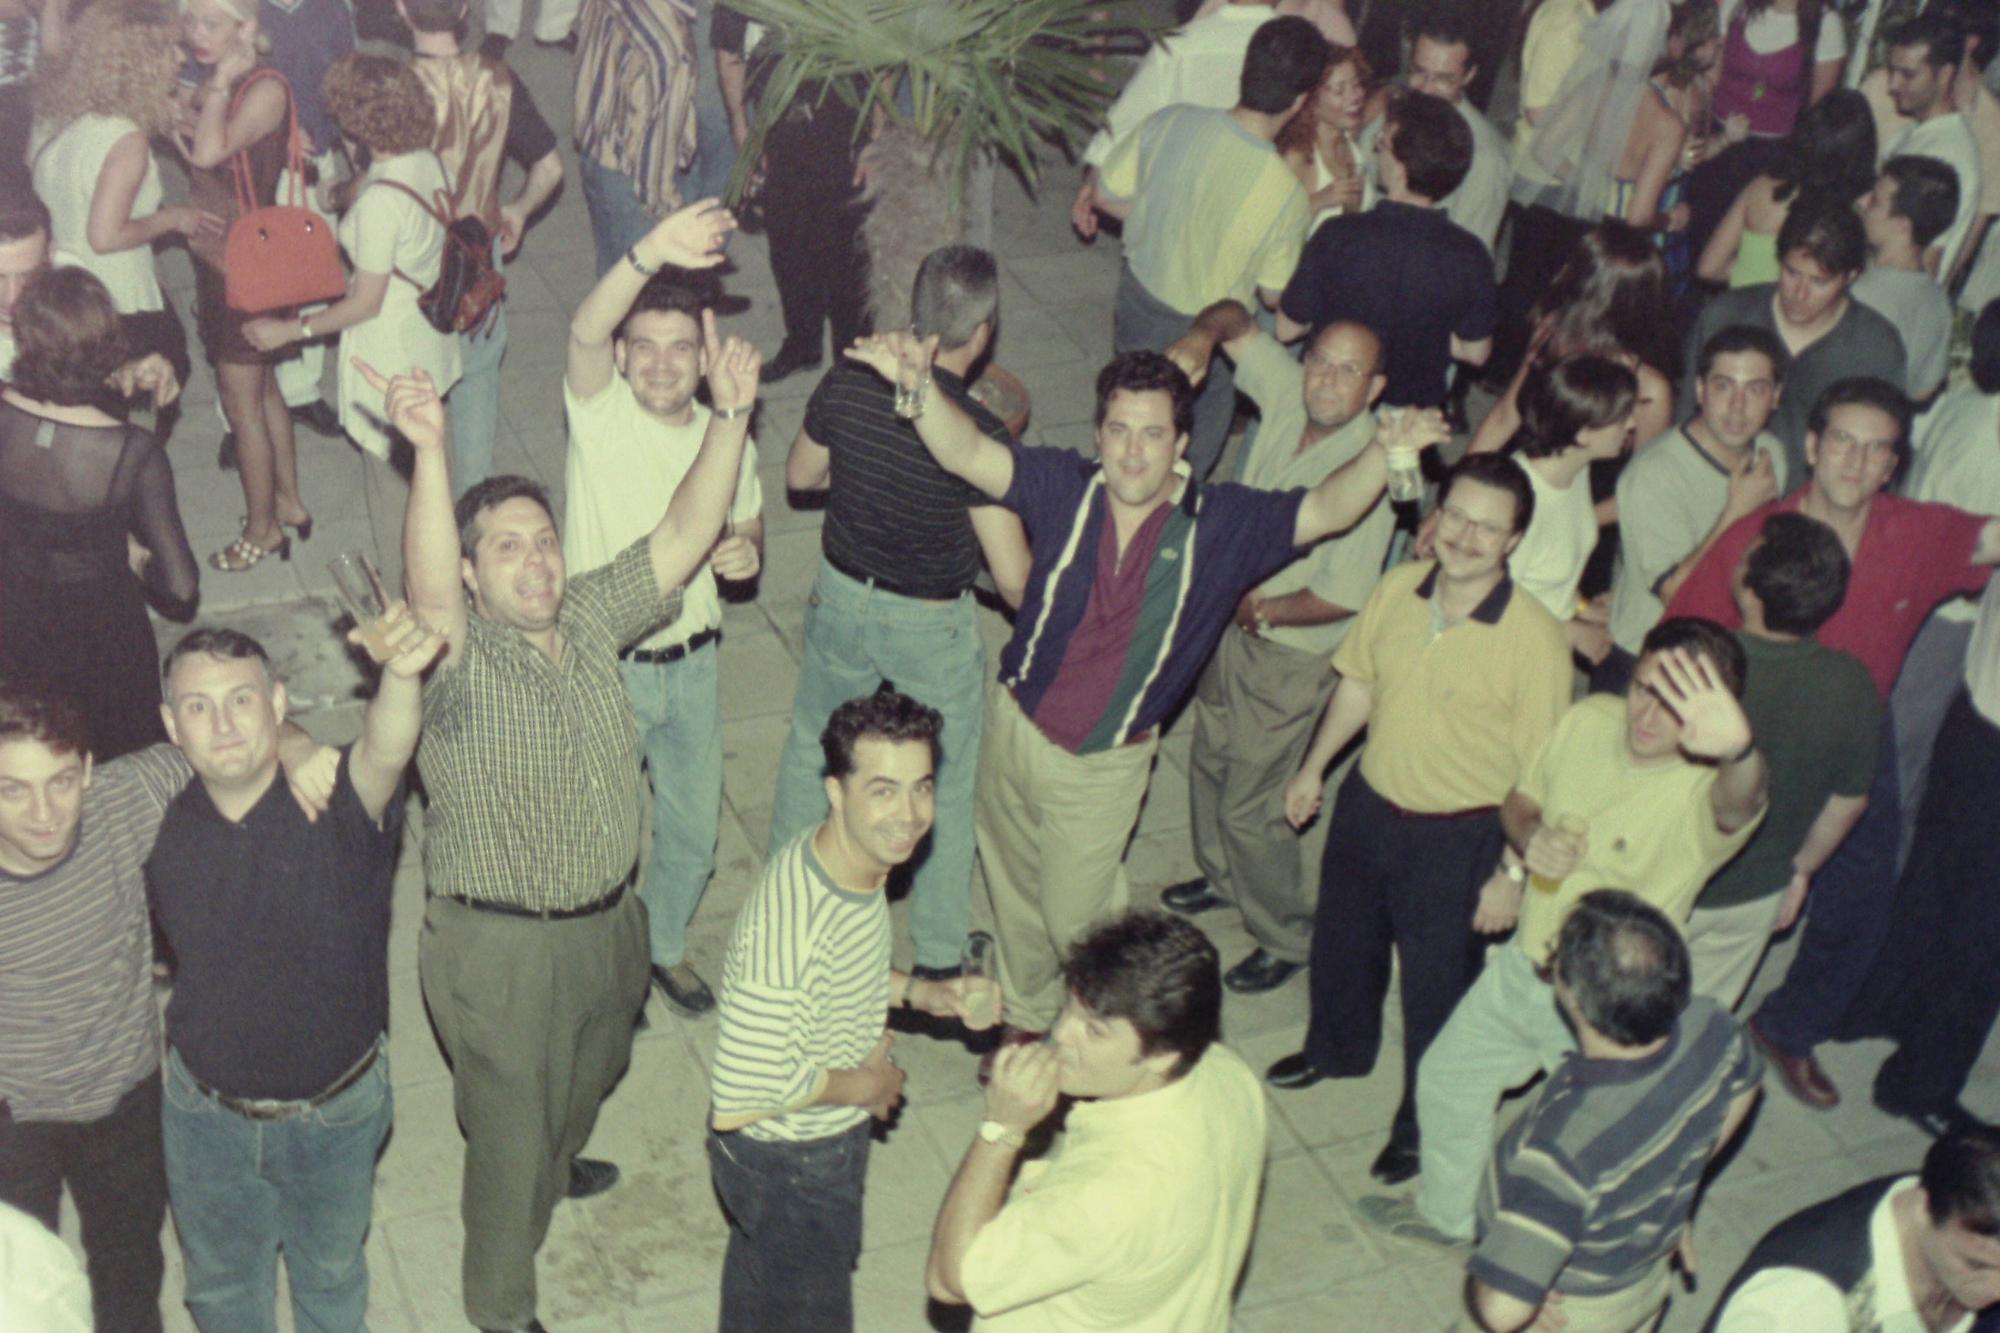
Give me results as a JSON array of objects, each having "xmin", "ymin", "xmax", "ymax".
[
  {"xmin": 175, "ymin": 0, "xmax": 309, "ymax": 571},
  {"xmin": 245, "ymin": 54, "xmax": 460, "ymax": 463},
  {"xmin": 31, "ymin": 0, "xmax": 217, "ymax": 402}
]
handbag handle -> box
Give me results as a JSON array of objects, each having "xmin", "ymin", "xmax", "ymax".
[{"xmin": 224, "ymin": 68, "xmax": 308, "ymax": 217}]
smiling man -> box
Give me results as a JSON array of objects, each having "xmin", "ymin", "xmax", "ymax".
[
  {"xmin": 707, "ymin": 690, "xmax": 988, "ymax": 1333},
  {"xmin": 843, "ymin": 335, "xmax": 1442, "ymax": 1060},
  {"xmin": 564, "ymin": 261, "xmax": 763, "ymax": 1022},
  {"xmin": 925, "ymin": 911, "xmax": 1266, "ymax": 1329}
]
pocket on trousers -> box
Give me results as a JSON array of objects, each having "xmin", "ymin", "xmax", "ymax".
[
  {"xmin": 314, "ymin": 1055, "xmax": 391, "ymax": 1130},
  {"xmin": 161, "ymin": 1056, "xmax": 215, "ymax": 1118}
]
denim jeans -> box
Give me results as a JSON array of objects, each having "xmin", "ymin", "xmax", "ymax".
[
  {"xmin": 674, "ymin": 0, "xmax": 738, "ymax": 205},
  {"xmin": 0, "ymin": 1072, "xmax": 167, "ymax": 1331},
  {"xmin": 766, "ymin": 559, "xmax": 987, "ymax": 968},
  {"xmin": 706, "ymin": 1122, "xmax": 870, "ymax": 1333},
  {"xmin": 621, "ymin": 642, "xmax": 722, "ymax": 968},
  {"xmin": 579, "ymin": 155, "xmax": 658, "ymax": 279},
  {"xmin": 161, "ymin": 1046, "xmax": 392, "ymax": 1333},
  {"xmin": 448, "ymin": 245, "xmax": 508, "ymax": 495}
]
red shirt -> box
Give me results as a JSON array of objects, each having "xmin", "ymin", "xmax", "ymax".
[{"xmin": 1667, "ymin": 489, "xmax": 1992, "ymax": 698}]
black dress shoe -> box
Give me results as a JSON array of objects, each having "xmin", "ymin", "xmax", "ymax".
[
  {"xmin": 910, "ymin": 962, "xmax": 963, "ymax": 982},
  {"xmin": 1369, "ymin": 1139, "xmax": 1421, "ymax": 1185},
  {"xmin": 479, "ymin": 32, "xmax": 511, "ymax": 60},
  {"xmin": 566, "ymin": 1156, "xmax": 620, "ymax": 1199},
  {"xmin": 1160, "ymin": 878, "xmax": 1228, "ymax": 916},
  {"xmin": 762, "ymin": 343, "xmax": 823, "ymax": 385},
  {"xmin": 1225, "ymin": 949, "xmax": 1302, "ymax": 994},
  {"xmin": 289, "ymin": 399, "xmax": 341, "ymax": 437},
  {"xmin": 478, "ymin": 1321, "xmax": 547, "ymax": 1333},
  {"xmin": 1266, "ymin": 1052, "xmax": 1325, "ymax": 1090},
  {"xmin": 651, "ymin": 962, "xmax": 716, "ymax": 1017},
  {"xmin": 1881, "ymin": 1098, "xmax": 1997, "ymax": 1139}
]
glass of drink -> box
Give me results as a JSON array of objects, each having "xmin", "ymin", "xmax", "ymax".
[
  {"xmin": 959, "ymin": 931, "xmax": 1000, "ymax": 1031},
  {"xmin": 328, "ymin": 552, "xmax": 395, "ymax": 659},
  {"xmin": 1379, "ymin": 406, "xmax": 1424, "ymax": 503},
  {"xmin": 1529, "ymin": 814, "xmax": 1588, "ymax": 895},
  {"xmin": 893, "ymin": 372, "xmax": 926, "ymax": 420}
]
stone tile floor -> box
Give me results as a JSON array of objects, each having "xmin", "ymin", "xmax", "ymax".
[{"xmin": 87, "ymin": 30, "xmax": 2000, "ymax": 1333}]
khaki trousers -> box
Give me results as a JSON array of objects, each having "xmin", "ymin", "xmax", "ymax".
[
  {"xmin": 419, "ymin": 890, "xmax": 650, "ymax": 1329},
  {"xmin": 1687, "ymin": 891, "xmax": 1788, "ymax": 1011},
  {"xmin": 1187, "ymin": 630, "xmax": 1338, "ymax": 962},
  {"xmin": 975, "ymin": 689, "xmax": 1158, "ymax": 1031}
]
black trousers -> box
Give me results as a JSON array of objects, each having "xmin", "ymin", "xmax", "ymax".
[
  {"xmin": 1304, "ymin": 768, "xmax": 1503, "ymax": 1147},
  {"xmin": 761, "ymin": 99, "xmax": 871, "ymax": 358},
  {"xmin": 0, "ymin": 1072, "xmax": 168, "ymax": 1332},
  {"xmin": 1866, "ymin": 692, "xmax": 2000, "ymax": 1114}
]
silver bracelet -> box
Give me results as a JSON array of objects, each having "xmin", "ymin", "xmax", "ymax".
[
  {"xmin": 713, "ymin": 401, "xmax": 753, "ymax": 421},
  {"xmin": 625, "ymin": 246, "xmax": 658, "ymax": 276}
]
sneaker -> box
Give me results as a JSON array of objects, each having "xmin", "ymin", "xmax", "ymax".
[
  {"xmin": 1355, "ymin": 1193, "xmax": 1466, "ymax": 1250},
  {"xmin": 651, "ymin": 962, "xmax": 715, "ymax": 1018},
  {"xmin": 565, "ymin": 1156, "xmax": 619, "ymax": 1200}
]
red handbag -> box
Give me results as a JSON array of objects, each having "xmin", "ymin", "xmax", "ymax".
[{"xmin": 221, "ymin": 69, "xmax": 347, "ymax": 314}]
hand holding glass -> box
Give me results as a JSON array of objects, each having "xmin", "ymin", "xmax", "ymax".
[
  {"xmin": 328, "ymin": 552, "xmax": 395, "ymax": 659},
  {"xmin": 960, "ymin": 931, "xmax": 1001, "ymax": 1031}
]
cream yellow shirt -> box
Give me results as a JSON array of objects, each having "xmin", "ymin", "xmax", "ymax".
[
  {"xmin": 561, "ymin": 374, "xmax": 761, "ymax": 651},
  {"xmin": 1514, "ymin": 694, "xmax": 1762, "ymax": 961},
  {"xmin": 961, "ymin": 1045, "xmax": 1267, "ymax": 1331}
]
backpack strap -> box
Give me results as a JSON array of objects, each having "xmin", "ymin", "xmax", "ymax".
[{"xmin": 359, "ymin": 176, "xmax": 450, "ymax": 291}]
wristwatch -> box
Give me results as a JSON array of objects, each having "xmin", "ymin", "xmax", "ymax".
[
  {"xmin": 625, "ymin": 245, "xmax": 658, "ymax": 276},
  {"xmin": 1500, "ymin": 860, "xmax": 1527, "ymax": 886},
  {"xmin": 977, "ymin": 1120, "xmax": 1026, "ymax": 1148}
]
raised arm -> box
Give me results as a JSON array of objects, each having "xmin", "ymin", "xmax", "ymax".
[
  {"xmin": 647, "ymin": 311, "xmax": 759, "ymax": 596},
  {"xmin": 843, "ymin": 330, "xmax": 1016, "ymax": 500},
  {"xmin": 927, "ymin": 1042, "xmax": 1061, "ymax": 1304},
  {"xmin": 354, "ymin": 361, "xmax": 470, "ymax": 664},
  {"xmin": 1654, "ymin": 648, "xmax": 1768, "ymax": 833},
  {"xmin": 1163, "ymin": 299, "xmax": 1263, "ymax": 388},
  {"xmin": 1293, "ymin": 407, "xmax": 1447, "ymax": 546},
  {"xmin": 183, "ymin": 53, "xmax": 286, "ymax": 170},
  {"xmin": 347, "ymin": 601, "xmax": 446, "ymax": 821},
  {"xmin": 568, "ymin": 200, "xmax": 739, "ymax": 399}
]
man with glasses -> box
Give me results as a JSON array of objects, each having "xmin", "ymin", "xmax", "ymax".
[
  {"xmin": 1668, "ymin": 377, "xmax": 2000, "ymax": 1112},
  {"xmin": 1267, "ymin": 453, "xmax": 1571, "ymax": 1191}
]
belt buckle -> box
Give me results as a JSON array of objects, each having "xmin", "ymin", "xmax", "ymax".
[{"xmin": 236, "ymin": 1095, "xmax": 306, "ymax": 1120}]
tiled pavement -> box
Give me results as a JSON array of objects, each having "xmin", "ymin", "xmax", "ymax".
[{"xmin": 93, "ymin": 31, "xmax": 2000, "ymax": 1333}]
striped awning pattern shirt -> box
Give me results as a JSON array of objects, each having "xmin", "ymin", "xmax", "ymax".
[{"xmin": 572, "ymin": 0, "xmax": 698, "ymax": 215}]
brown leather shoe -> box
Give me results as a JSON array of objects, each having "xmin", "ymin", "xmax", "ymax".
[{"xmin": 1748, "ymin": 1016, "xmax": 1840, "ymax": 1109}]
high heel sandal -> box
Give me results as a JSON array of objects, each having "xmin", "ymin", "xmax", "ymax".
[
  {"xmin": 283, "ymin": 514, "xmax": 314, "ymax": 542},
  {"xmin": 209, "ymin": 530, "xmax": 292, "ymax": 572}
]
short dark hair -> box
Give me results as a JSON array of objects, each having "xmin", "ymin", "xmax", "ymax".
[
  {"xmin": 1442, "ymin": 451, "xmax": 1535, "ymax": 535},
  {"xmin": 455, "ymin": 475, "xmax": 556, "ymax": 559},
  {"xmin": 0, "ymin": 193, "xmax": 51, "ymax": 245},
  {"xmin": 1888, "ymin": 13, "xmax": 1968, "ymax": 70},
  {"xmin": 399, "ymin": 0, "xmax": 466, "ymax": 34},
  {"xmin": 1806, "ymin": 376, "xmax": 1912, "ymax": 453},
  {"xmin": 1696, "ymin": 324, "xmax": 1789, "ymax": 383},
  {"xmin": 1554, "ymin": 890, "xmax": 1691, "ymax": 1047},
  {"xmin": 1744, "ymin": 512, "xmax": 1850, "ymax": 636},
  {"xmin": 1514, "ymin": 355, "xmax": 1638, "ymax": 460},
  {"xmin": 1094, "ymin": 350, "xmax": 1194, "ymax": 441},
  {"xmin": 1638, "ymin": 616, "xmax": 1749, "ymax": 697},
  {"xmin": 615, "ymin": 275, "xmax": 705, "ymax": 343},
  {"xmin": 911, "ymin": 245, "xmax": 998, "ymax": 352},
  {"xmin": 1385, "ymin": 90, "xmax": 1474, "ymax": 201},
  {"xmin": 1880, "ymin": 154, "xmax": 1962, "ymax": 249},
  {"xmin": 0, "ymin": 683, "xmax": 89, "ymax": 756},
  {"xmin": 1409, "ymin": 5, "xmax": 1477, "ymax": 57},
  {"xmin": 1777, "ymin": 193, "xmax": 1868, "ymax": 278},
  {"xmin": 1239, "ymin": 15, "xmax": 1330, "ymax": 114},
  {"xmin": 819, "ymin": 688, "xmax": 942, "ymax": 782},
  {"xmin": 162, "ymin": 627, "xmax": 274, "ymax": 686},
  {"xmin": 1921, "ymin": 1127, "xmax": 2000, "ymax": 1233},
  {"xmin": 1061, "ymin": 910, "xmax": 1221, "ymax": 1079},
  {"xmin": 1932, "ymin": 0, "xmax": 1999, "ymax": 71},
  {"xmin": 7, "ymin": 267, "xmax": 127, "ymax": 406},
  {"xmin": 1972, "ymin": 297, "xmax": 2000, "ymax": 394}
]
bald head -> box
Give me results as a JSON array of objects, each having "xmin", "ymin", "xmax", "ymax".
[{"xmin": 1301, "ymin": 321, "xmax": 1387, "ymax": 431}]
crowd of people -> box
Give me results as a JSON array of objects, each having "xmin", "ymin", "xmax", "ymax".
[{"xmin": 6, "ymin": 0, "xmax": 2000, "ymax": 1330}]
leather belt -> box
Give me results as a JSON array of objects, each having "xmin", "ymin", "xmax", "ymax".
[
  {"xmin": 443, "ymin": 884, "xmax": 625, "ymax": 921},
  {"xmin": 182, "ymin": 1041, "xmax": 381, "ymax": 1122},
  {"xmin": 620, "ymin": 628, "xmax": 719, "ymax": 665},
  {"xmin": 825, "ymin": 549, "xmax": 960, "ymax": 603}
]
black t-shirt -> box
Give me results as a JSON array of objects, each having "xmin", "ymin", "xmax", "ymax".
[
  {"xmin": 803, "ymin": 363, "xmax": 1009, "ymax": 599},
  {"xmin": 504, "ymin": 74, "xmax": 557, "ymax": 168},
  {"xmin": 147, "ymin": 747, "xmax": 403, "ymax": 1100},
  {"xmin": 1279, "ymin": 200, "xmax": 1497, "ymax": 408}
]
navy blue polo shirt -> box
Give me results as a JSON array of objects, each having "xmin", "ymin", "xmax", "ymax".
[
  {"xmin": 1279, "ymin": 200, "xmax": 1497, "ymax": 408},
  {"xmin": 147, "ymin": 747, "xmax": 403, "ymax": 1100}
]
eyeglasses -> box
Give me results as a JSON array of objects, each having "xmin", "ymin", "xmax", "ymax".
[
  {"xmin": 1818, "ymin": 427, "xmax": 1898, "ymax": 463},
  {"xmin": 1437, "ymin": 504, "xmax": 1509, "ymax": 542}
]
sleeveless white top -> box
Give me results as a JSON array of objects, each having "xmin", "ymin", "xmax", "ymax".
[{"xmin": 31, "ymin": 115, "xmax": 165, "ymax": 314}]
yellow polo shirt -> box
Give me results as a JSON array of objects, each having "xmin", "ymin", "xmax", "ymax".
[
  {"xmin": 1513, "ymin": 695, "xmax": 1764, "ymax": 962},
  {"xmin": 1333, "ymin": 561, "xmax": 1572, "ymax": 814},
  {"xmin": 1097, "ymin": 104, "xmax": 1310, "ymax": 314}
]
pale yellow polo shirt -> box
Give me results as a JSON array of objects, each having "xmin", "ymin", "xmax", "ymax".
[{"xmin": 1513, "ymin": 694, "xmax": 1764, "ymax": 962}]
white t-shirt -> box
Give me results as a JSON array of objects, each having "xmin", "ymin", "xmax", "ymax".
[
  {"xmin": 1082, "ymin": 6, "xmax": 1272, "ymax": 168},
  {"xmin": 1719, "ymin": 0, "xmax": 1848, "ymax": 62},
  {"xmin": 1905, "ymin": 386, "xmax": 2000, "ymax": 624},
  {"xmin": 1889, "ymin": 113, "xmax": 1985, "ymax": 277},
  {"xmin": 561, "ymin": 373, "xmax": 762, "ymax": 650},
  {"xmin": 0, "ymin": 1201, "xmax": 90, "ymax": 1332},
  {"xmin": 1511, "ymin": 456, "xmax": 1599, "ymax": 620},
  {"xmin": 30, "ymin": 114, "xmax": 164, "ymax": 314}
]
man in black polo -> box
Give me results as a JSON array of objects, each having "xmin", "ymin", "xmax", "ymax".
[
  {"xmin": 147, "ymin": 611, "xmax": 439, "ymax": 1333},
  {"xmin": 771, "ymin": 244, "xmax": 1029, "ymax": 981},
  {"xmin": 1277, "ymin": 90, "xmax": 1496, "ymax": 407}
]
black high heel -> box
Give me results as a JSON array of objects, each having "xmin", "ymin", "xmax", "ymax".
[{"xmin": 284, "ymin": 514, "xmax": 314, "ymax": 543}]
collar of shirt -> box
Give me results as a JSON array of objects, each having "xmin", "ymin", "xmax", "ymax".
[
  {"xmin": 1245, "ymin": 403, "xmax": 1376, "ymax": 491},
  {"xmin": 180, "ymin": 764, "xmax": 293, "ymax": 831},
  {"xmin": 1064, "ymin": 1050, "xmax": 1208, "ymax": 1141},
  {"xmin": 1415, "ymin": 565, "xmax": 1515, "ymax": 627},
  {"xmin": 1870, "ymin": 1178, "xmax": 1974, "ymax": 1333}
]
